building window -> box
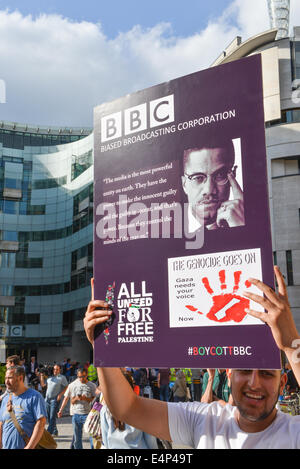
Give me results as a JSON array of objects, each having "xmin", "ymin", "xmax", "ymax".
[
  {"xmin": 33, "ymin": 175, "xmax": 67, "ymax": 189},
  {"xmin": 71, "ymin": 151, "xmax": 93, "ymax": 181},
  {"xmin": 0, "ymin": 252, "xmax": 16, "ymax": 268},
  {"xmin": 286, "ymin": 250, "xmax": 294, "ymax": 286},
  {"xmin": 0, "ymin": 129, "xmax": 91, "ymax": 150},
  {"xmin": 266, "ymin": 109, "xmax": 300, "ymax": 127},
  {"xmin": 10, "ymin": 313, "xmax": 40, "ymax": 325},
  {"xmin": 0, "ymin": 285, "xmax": 13, "ymax": 296},
  {"xmin": 292, "ymin": 41, "xmax": 300, "ymax": 80},
  {"xmin": 0, "ymin": 231, "xmax": 18, "ymax": 241},
  {"xmin": 63, "ymin": 310, "xmax": 73, "ymax": 331}
]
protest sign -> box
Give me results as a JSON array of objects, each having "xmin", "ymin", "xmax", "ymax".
[{"xmin": 93, "ymin": 54, "xmax": 281, "ymax": 368}]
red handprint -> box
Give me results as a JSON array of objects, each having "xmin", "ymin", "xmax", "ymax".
[{"xmin": 186, "ymin": 270, "xmax": 251, "ymax": 323}]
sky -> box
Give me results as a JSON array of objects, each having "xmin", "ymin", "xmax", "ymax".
[{"xmin": 0, "ymin": 0, "xmax": 299, "ymax": 128}]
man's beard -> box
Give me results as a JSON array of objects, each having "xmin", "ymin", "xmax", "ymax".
[{"xmin": 236, "ymin": 385, "xmax": 281, "ymax": 423}]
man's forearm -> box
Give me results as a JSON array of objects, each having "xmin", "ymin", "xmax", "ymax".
[
  {"xmin": 97, "ymin": 367, "xmax": 171, "ymax": 441},
  {"xmin": 24, "ymin": 417, "xmax": 46, "ymax": 449},
  {"xmin": 59, "ymin": 395, "xmax": 69, "ymax": 413},
  {"xmin": 201, "ymin": 378, "xmax": 214, "ymax": 403},
  {"xmin": 98, "ymin": 368, "xmax": 137, "ymax": 421}
]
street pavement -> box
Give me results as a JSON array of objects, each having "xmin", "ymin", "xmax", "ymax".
[
  {"xmin": 54, "ymin": 414, "xmax": 191, "ymax": 450},
  {"xmin": 55, "ymin": 415, "xmax": 91, "ymax": 449}
]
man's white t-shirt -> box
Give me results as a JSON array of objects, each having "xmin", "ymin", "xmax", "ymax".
[
  {"xmin": 168, "ymin": 401, "xmax": 300, "ymax": 449},
  {"xmin": 64, "ymin": 378, "xmax": 96, "ymax": 415}
]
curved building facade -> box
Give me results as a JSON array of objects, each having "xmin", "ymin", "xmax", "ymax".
[
  {"xmin": 213, "ymin": 25, "xmax": 300, "ymax": 332},
  {"xmin": 0, "ymin": 122, "xmax": 94, "ymax": 363}
]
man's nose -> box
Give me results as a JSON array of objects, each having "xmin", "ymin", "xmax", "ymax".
[
  {"xmin": 248, "ymin": 370, "xmax": 261, "ymax": 389},
  {"xmin": 201, "ymin": 175, "xmax": 217, "ymax": 196}
]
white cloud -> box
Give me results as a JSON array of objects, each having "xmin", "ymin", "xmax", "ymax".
[
  {"xmin": 0, "ymin": 2, "xmax": 298, "ymax": 127},
  {"xmin": 290, "ymin": 0, "xmax": 300, "ymax": 34}
]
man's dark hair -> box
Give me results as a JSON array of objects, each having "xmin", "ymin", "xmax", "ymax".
[
  {"xmin": 6, "ymin": 355, "xmax": 20, "ymax": 366},
  {"xmin": 7, "ymin": 365, "xmax": 25, "ymax": 380},
  {"xmin": 77, "ymin": 368, "xmax": 87, "ymax": 375},
  {"xmin": 183, "ymin": 139, "xmax": 235, "ymax": 172}
]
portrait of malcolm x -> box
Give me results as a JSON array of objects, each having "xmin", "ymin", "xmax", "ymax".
[{"xmin": 181, "ymin": 139, "xmax": 245, "ymax": 232}]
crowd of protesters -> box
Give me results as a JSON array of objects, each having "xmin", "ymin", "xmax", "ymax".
[{"xmin": 0, "ymin": 354, "xmax": 299, "ymax": 449}]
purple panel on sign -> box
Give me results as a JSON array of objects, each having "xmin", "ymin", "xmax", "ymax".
[{"xmin": 93, "ymin": 55, "xmax": 281, "ymax": 369}]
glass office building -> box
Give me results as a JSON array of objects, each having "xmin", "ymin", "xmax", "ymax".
[{"xmin": 0, "ymin": 122, "xmax": 94, "ymax": 363}]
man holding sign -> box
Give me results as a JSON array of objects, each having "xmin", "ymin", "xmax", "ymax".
[
  {"xmin": 181, "ymin": 140, "xmax": 245, "ymax": 232},
  {"xmin": 84, "ymin": 267, "xmax": 300, "ymax": 449}
]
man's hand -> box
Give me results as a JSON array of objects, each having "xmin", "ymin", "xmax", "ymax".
[
  {"xmin": 71, "ymin": 395, "xmax": 83, "ymax": 404},
  {"xmin": 83, "ymin": 279, "xmax": 112, "ymax": 346},
  {"xmin": 216, "ymin": 172, "xmax": 244, "ymax": 228},
  {"xmin": 243, "ymin": 266, "xmax": 299, "ymax": 353},
  {"xmin": 243, "ymin": 266, "xmax": 300, "ymax": 389}
]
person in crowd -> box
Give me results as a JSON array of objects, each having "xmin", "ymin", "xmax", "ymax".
[
  {"xmin": 64, "ymin": 359, "xmax": 73, "ymax": 383},
  {"xmin": 19, "ymin": 358, "xmax": 28, "ymax": 386},
  {"xmin": 133, "ymin": 368, "xmax": 148, "ymax": 397},
  {"xmin": 182, "ymin": 368, "xmax": 193, "ymax": 400},
  {"xmin": 201, "ymin": 368, "xmax": 231, "ymax": 403},
  {"xmin": 100, "ymin": 371, "xmax": 158, "ymax": 449},
  {"xmin": 285, "ymin": 363, "xmax": 299, "ymax": 395},
  {"xmin": 26, "ymin": 356, "xmax": 38, "ymax": 386},
  {"xmin": 148, "ymin": 368, "xmax": 159, "ymax": 399},
  {"xmin": 40, "ymin": 364, "xmax": 68, "ymax": 436},
  {"xmin": 57, "ymin": 367, "xmax": 96, "ymax": 449},
  {"xmin": 30, "ymin": 368, "xmax": 45, "ymax": 394},
  {"xmin": 0, "ymin": 356, "xmax": 21, "ymax": 404},
  {"xmin": 201, "ymin": 369, "xmax": 235, "ymax": 406},
  {"xmin": 83, "ymin": 266, "xmax": 300, "ymax": 449},
  {"xmin": 0, "ymin": 366, "xmax": 47, "ymax": 449},
  {"xmin": 157, "ymin": 368, "xmax": 170, "ymax": 402},
  {"xmin": 172, "ymin": 370, "xmax": 188, "ymax": 403},
  {"xmin": 191, "ymin": 369, "xmax": 203, "ymax": 401},
  {"xmin": 6, "ymin": 355, "xmax": 20, "ymax": 369}
]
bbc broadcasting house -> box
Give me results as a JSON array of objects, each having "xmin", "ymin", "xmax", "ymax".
[{"xmin": 0, "ymin": 24, "xmax": 300, "ymax": 364}]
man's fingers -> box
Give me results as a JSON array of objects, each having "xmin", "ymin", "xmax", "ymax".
[
  {"xmin": 86, "ymin": 310, "xmax": 111, "ymax": 323},
  {"xmin": 242, "ymin": 290, "xmax": 273, "ymax": 310},
  {"xmin": 228, "ymin": 171, "xmax": 243, "ymax": 200},
  {"xmin": 245, "ymin": 307, "xmax": 268, "ymax": 324},
  {"xmin": 86, "ymin": 300, "xmax": 108, "ymax": 314},
  {"xmin": 245, "ymin": 277, "xmax": 281, "ymax": 307},
  {"xmin": 85, "ymin": 315, "xmax": 110, "ymax": 327},
  {"xmin": 274, "ymin": 266, "xmax": 288, "ymax": 299}
]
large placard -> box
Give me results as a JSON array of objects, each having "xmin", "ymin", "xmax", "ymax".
[{"xmin": 93, "ymin": 54, "xmax": 281, "ymax": 369}]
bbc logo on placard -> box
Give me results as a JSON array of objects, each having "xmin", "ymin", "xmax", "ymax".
[{"xmin": 101, "ymin": 94, "xmax": 174, "ymax": 143}]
